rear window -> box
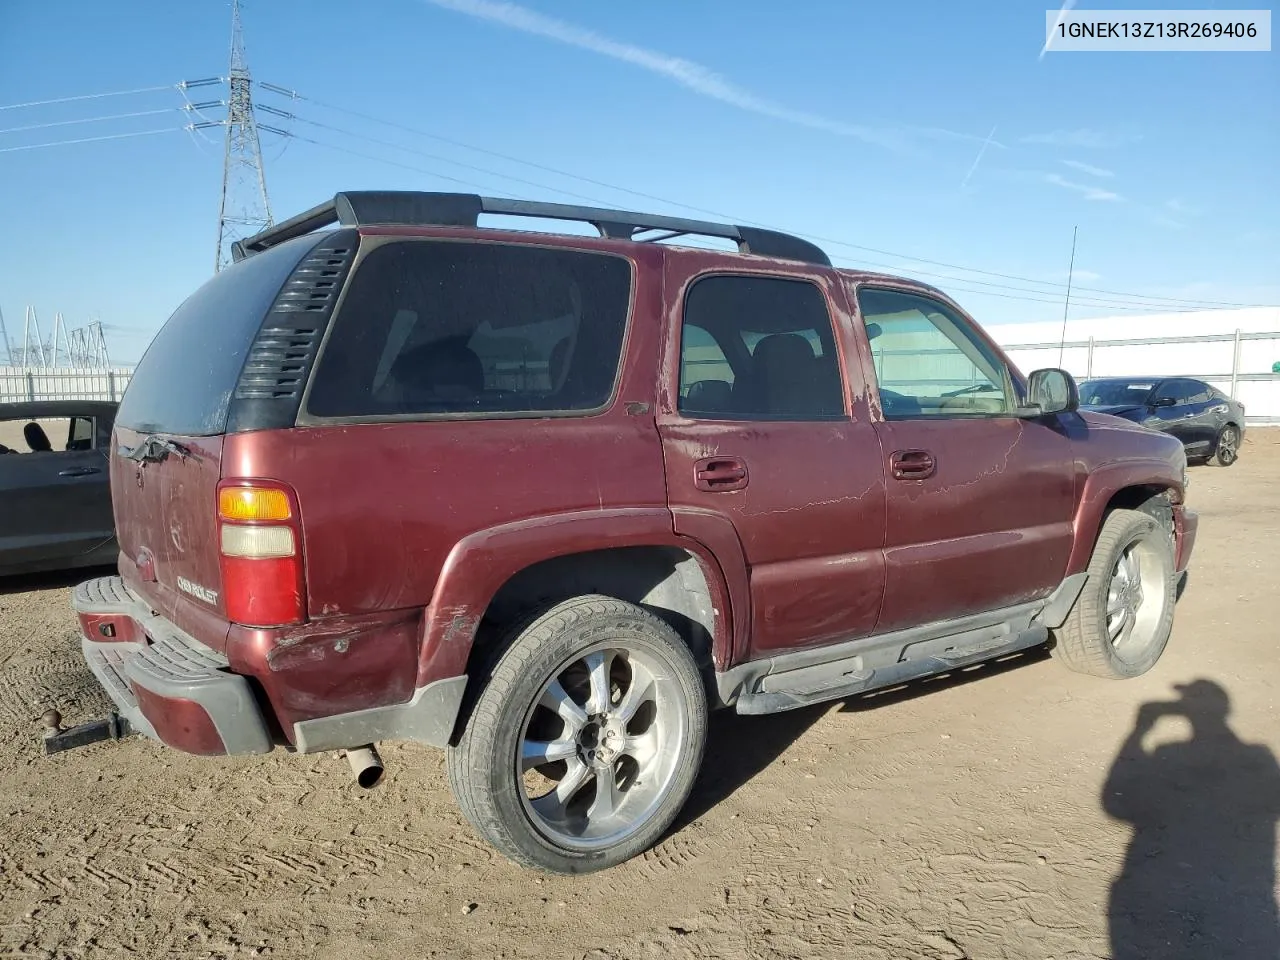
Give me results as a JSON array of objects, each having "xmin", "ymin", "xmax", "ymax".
[
  {"xmin": 116, "ymin": 234, "xmax": 324, "ymax": 436},
  {"xmin": 305, "ymin": 240, "xmax": 632, "ymax": 419}
]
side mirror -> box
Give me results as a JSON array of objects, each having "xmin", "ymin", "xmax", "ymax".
[
  {"xmin": 1151, "ymin": 396, "xmax": 1177, "ymax": 408},
  {"xmin": 1023, "ymin": 368, "xmax": 1079, "ymax": 416},
  {"xmin": 865, "ymin": 322, "xmax": 883, "ymax": 341}
]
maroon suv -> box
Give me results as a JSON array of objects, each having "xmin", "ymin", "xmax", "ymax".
[{"xmin": 67, "ymin": 192, "xmax": 1196, "ymax": 873}]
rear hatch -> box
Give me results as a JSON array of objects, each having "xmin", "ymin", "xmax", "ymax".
[{"xmin": 111, "ymin": 232, "xmax": 351, "ymax": 647}]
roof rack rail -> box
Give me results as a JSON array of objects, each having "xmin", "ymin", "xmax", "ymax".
[{"xmin": 231, "ymin": 191, "xmax": 830, "ymax": 267}]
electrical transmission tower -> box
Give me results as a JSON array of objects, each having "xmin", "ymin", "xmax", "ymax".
[{"xmin": 214, "ymin": 0, "xmax": 273, "ymax": 272}]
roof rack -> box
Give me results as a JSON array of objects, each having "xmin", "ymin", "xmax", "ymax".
[{"xmin": 230, "ymin": 191, "xmax": 830, "ymax": 267}]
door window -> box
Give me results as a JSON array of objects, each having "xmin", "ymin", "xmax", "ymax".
[
  {"xmin": 857, "ymin": 288, "xmax": 1013, "ymax": 419},
  {"xmin": 67, "ymin": 417, "xmax": 95, "ymax": 451},
  {"xmin": 1154, "ymin": 379, "xmax": 1197, "ymax": 405},
  {"xmin": 1184, "ymin": 381, "xmax": 1213, "ymax": 404},
  {"xmin": 678, "ymin": 275, "xmax": 844, "ymax": 420},
  {"xmin": 0, "ymin": 418, "xmax": 68, "ymax": 455}
]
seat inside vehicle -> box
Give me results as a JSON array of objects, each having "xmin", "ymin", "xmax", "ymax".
[
  {"xmin": 734, "ymin": 333, "xmax": 841, "ymax": 418},
  {"xmin": 23, "ymin": 422, "xmax": 53, "ymax": 453}
]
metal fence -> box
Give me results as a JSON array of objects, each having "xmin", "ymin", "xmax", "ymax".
[
  {"xmin": 998, "ymin": 329, "xmax": 1280, "ymax": 424},
  {"xmin": 4, "ymin": 328, "xmax": 1278, "ymax": 422},
  {"xmin": 0, "ymin": 367, "xmax": 134, "ymax": 404}
]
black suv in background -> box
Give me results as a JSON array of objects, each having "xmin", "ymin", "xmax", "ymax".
[{"xmin": 1078, "ymin": 376, "xmax": 1246, "ymax": 466}]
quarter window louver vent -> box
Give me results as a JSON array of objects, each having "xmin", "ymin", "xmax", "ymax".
[{"xmin": 231, "ymin": 235, "xmax": 357, "ymax": 407}]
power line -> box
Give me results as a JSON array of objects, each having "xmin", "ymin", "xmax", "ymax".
[
  {"xmin": 0, "ymin": 108, "xmax": 178, "ymax": 136},
  {"xmin": 0, "ymin": 126, "xmax": 186, "ymax": 154},
  {"xmin": 257, "ymin": 82, "xmax": 1272, "ymax": 312},
  {"xmin": 0, "ymin": 84, "xmax": 177, "ymax": 112},
  {"xmin": 265, "ymin": 128, "xmax": 499, "ymax": 193},
  {"xmin": 261, "ymin": 111, "xmax": 1248, "ymax": 313},
  {"xmin": 257, "ymin": 105, "xmax": 614, "ymax": 206}
]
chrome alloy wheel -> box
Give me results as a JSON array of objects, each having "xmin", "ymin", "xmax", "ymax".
[
  {"xmin": 1107, "ymin": 535, "xmax": 1169, "ymax": 660},
  {"xmin": 516, "ymin": 643, "xmax": 688, "ymax": 851}
]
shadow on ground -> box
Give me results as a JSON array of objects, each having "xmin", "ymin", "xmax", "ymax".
[{"xmin": 1105, "ymin": 679, "xmax": 1280, "ymax": 960}]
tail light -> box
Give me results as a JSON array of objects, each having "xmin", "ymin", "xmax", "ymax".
[{"xmin": 217, "ymin": 481, "xmax": 305, "ymax": 626}]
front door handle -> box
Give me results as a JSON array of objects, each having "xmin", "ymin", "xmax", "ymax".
[
  {"xmin": 694, "ymin": 456, "xmax": 749, "ymax": 492},
  {"xmin": 58, "ymin": 466, "xmax": 101, "ymax": 477},
  {"xmin": 890, "ymin": 449, "xmax": 936, "ymax": 481}
]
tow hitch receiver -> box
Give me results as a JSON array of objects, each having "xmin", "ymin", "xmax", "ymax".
[{"xmin": 41, "ymin": 709, "xmax": 134, "ymax": 755}]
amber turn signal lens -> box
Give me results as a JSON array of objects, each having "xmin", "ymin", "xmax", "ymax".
[{"xmin": 218, "ymin": 487, "xmax": 292, "ymax": 521}]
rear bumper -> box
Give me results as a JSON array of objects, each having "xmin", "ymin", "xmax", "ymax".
[
  {"xmin": 73, "ymin": 577, "xmax": 272, "ymax": 756},
  {"xmin": 72, "ymin": 575, "xmax": 468, "ymax": 757}
]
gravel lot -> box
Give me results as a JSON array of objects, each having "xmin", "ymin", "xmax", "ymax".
[{"xmin": 2, "ymin": 430, "xmax": 1277, "ymax": 960}]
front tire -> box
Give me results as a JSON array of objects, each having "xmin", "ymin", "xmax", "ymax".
[
  {"xmin": 447, "ymin": 596, "xmax": 708, "ymax": 874},
  {"xmin": 1051, "ymin": 509, "xmax": 1176, "ymax": 679},
  {"xmin": 1215, "ymin": 424, "xmax": 1241, "ymax": 467}
]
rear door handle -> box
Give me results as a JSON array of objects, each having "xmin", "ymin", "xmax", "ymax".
[
  {"xmin": 890, "ymin": 449, "xmax": 936, "ymax": 481},
  {"xmin": 694, "ymin": 456, "xmax": 749, "ymax": 492},
  {"xmin": 58, "ymin": 466, "xmax": 101, "ymax": 477}
]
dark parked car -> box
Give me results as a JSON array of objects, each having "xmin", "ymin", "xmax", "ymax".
[
  {"xmin": 0, "ymin": 400, "xmax": 118, "ymax": 576},
  {"xmin": 65, "ymin": 191, "xmax": 1196, "ymax": 874},
  {"xmin": 1078, "ymin": 377, "xmax": 1245, "ymax": 466}
]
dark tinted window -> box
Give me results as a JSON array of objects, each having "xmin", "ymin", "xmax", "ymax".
[
  {"xmin": 116, "ymin": 234, "xmax": 322, "ymax": 436},
  {"xmin": 678, "ymin": 275, "xmax": 843, "ymax": 420},
  {"xmin": 1079, "ymin": 380, "xmax": 1156, "ymax": 405},
  {"xmin": 1154, "ymin": 378, "xmax": 1198, "ymax": 404},
  {"xmin": 1185, "ymin": 380, "xmax": 1213, "ymax": 403},
  {"xmin": 858, "ymin": 288, "xmax": 1012, "ymax": 418},
  {"xmin": 306, "ymin": 241, "xmax": 632, "ymax": 418}
]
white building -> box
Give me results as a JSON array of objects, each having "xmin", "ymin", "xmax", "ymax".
[{"xmin": 991, "ymin": 307, "xmax": 1280, "ymax": 423}]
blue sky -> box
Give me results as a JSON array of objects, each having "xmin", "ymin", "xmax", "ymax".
[{"xmin": 1, "ymin": 0, "xmax": 1276, "ymax": 363}]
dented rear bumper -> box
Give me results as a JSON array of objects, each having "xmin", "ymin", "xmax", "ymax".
[
  {"xmin": 73, "ymin": 577, "xmax": 272, "ymax": 756},
  {"xmin": 71, "ymin": 575, "xmax": 468, "ymax": 758}
]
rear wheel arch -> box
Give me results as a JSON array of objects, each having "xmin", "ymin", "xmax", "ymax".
[
  {"xmin": 479, "ymin": 545, "xmax": 724, "ymax": 671},
  {"xmin": 447, "ymin": 544, "xmax": 729, "ymax": 746}
]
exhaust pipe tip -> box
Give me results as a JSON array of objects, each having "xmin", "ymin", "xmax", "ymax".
[{"xmin": 344, "ymin": 745, "xmax": 384, "ymax": 789}]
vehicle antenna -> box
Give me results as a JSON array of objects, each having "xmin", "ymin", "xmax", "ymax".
[{"xmin": 1058, "ymin": 225, "xmax": 1078, "ymax": 368}]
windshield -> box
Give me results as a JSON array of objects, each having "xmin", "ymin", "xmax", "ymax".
[{"xmin": 1079, "ymin": 380, "xmax": 1155, "ymax": 407}]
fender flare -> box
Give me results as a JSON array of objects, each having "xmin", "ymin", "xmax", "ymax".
[
  {"xmin": 1068, "ymin": 458, "xmax": 1180, "ymax": 574},
  {"xmin": 414, "ymin": 507, "xmax": 747, "ymax": 687}
]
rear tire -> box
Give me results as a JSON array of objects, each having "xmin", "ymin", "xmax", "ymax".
[
  {"xmin": 447, "ymin": 596, "xmax": 707, "ymax": 874},
  {"xmin": 1215, "ymin": 425, "xmax": 1240, "ymax": 467},
  {"xmin": 1051, "ymin": 509, "xmax": 1175, "ymax": 679}
]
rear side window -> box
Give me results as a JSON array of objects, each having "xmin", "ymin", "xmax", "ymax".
[
  {"xmin": 677, "ymin": 275, "xmax": 844, "ymax": 420},
  {"xmin": 116, "ymin": 234, "xmax": 323, "ymax": 436},
  {"xmin": 306, "ymin": 241, "xmax": 633, "ymax": 418}
]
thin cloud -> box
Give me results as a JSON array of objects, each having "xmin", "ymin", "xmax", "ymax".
[
  {"xmin": 1062, "ymin": 159, "xmax": 1114, "ymax": 178},
  {"xmin": 1040, "ymin": 0, "xmax": 1077, "ymax": 59},
  {"xmin": 1164, "ymin": 197, "xmax": 1203, "ymax": 216},
  {"xmin": 1045, "ymin": 173, "xmax": 1123, "ymax": 201},
  {"xmin": 422, "ymin": 0, "xmax": 979, "ymax": 152},
  {"xmin": 1022, "ymin": 129, "xmax": 1136, "ymax": 149}
]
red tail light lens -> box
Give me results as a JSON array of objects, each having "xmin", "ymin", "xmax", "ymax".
[{"xmin": 217, "ymin": 481, "xmax": 305, "ymax": 627}]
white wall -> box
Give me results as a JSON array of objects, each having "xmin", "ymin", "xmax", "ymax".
[{"xmin": 989, "ymin": 308, "xmax": 1280, "ymax": 422}]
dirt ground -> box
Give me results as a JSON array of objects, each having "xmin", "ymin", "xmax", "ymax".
[{"xmin": 1, "ymin": 431, "xmax": 1277, "ymax": 960}]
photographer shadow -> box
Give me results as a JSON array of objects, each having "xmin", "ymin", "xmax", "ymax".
[{"xmin": 1105, "ymin": 679, "xmax": 1280, "ymax": 959}]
